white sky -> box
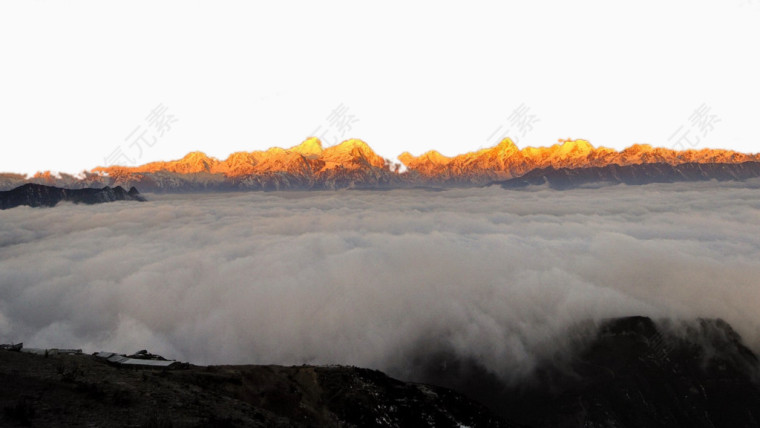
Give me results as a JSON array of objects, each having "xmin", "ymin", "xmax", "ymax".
[{"xmin": 1, "ymin": 0, "xmax": 759, "ymax": 175}]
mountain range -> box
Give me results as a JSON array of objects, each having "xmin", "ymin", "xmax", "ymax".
[{"xmin": 3, "ymin": 138, "xmax": 760, "ymax": 192}]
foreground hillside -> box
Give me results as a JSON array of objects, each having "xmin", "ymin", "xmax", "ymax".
[
  {"xmin": 0, "ymin": 350, "xmax": 507, "ymax": 428},
  {"xmin": 413, "ymin": 316, "xmax": 760, "ymax": 427},
  {"xmin": 3, "ymin": 316, "xmax": 760, "ymax": 427}
]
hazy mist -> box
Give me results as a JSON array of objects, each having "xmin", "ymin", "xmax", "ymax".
[{"xmin": 2, "ymin": 182, "xmax": 760, "ymax": 382}]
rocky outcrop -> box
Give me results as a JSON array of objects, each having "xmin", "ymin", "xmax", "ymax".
[
  {"xmin": 0, "ymin": 350, "xmax": 509, "ymax": 427},
  {"xmin": 411, "ymin": 316, "xmax": 760, "ymax": 427}
]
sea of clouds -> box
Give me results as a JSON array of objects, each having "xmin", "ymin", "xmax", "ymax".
[{"xmin": 2, "ymin": 181, "xmax": 760, "ymax": 382}]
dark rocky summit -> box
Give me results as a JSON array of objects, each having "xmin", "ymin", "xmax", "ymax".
[
  {"xmin": 0, "ymin": 183, "xmax": 145, "ymax": 210},
  {"xmin": 506, "ymin": 316, "xmax": 760, "ymax": 427},
  {"xmin": 413, "ymin": 316, "xmax": 760, "ymax": 427}
]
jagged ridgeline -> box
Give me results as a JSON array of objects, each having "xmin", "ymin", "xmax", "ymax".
[{"xmin": 3, "ymin": 138, "xmax": 760, "ymax": 192}]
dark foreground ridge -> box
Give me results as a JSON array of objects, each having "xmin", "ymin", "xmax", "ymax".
[
  {"xmin": 0, "ymin": 350, "xmax": 507, "ymax": 428},
  {"xmin": 2, "ymin": 316, "xmax": 759, "ymax": 427},
  {"xmin": 0, "ymin": 183, "xmax": 145, "ymax": 210},
  {"xmin": 499, "ymin": 161, "xmax": 760, "ymax": 190},
  {"xmin": 411, "ymin": 316, "xmax": 760, "ymax": 427}
]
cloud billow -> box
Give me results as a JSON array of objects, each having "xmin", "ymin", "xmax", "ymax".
[{"xmin": 1, "ymin": 182, "xmax": 759, "ymax": 383}]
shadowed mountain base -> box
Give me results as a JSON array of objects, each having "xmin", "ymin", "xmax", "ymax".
[{"xmin": 499, "ymin": 162, "xmax": 760, "ymax": 190}]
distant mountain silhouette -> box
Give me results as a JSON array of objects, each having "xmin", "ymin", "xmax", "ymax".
[
  {"xmin": 499, "ymin": 161, "xmax": 760, "ymax": 189},
  {"xmin": 0, "ymin": 183, "xmax": 145, "ymax": 210}
]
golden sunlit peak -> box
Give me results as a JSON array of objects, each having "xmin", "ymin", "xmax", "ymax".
[
  {"xmin": 421, "ymin": 150, "xmax": 449, "ymax": 162},
  {"xmin": 397, "ymin": 152, "xmax": 414, "ymax": 165},
  {"xmin": 623, "ymin": 143, "xmax": 654, "ymax": 152},
  {"xmin": 290, "ymin": 137, "xmax": 324, "ymax": 156},
  {"xmin": 495, "ymin": 138, "xmax": 519, "ymax": 150},
  {"xmin": 182, "ymin": 151, "xmax": 214, "ymax": 161},
  {"xmin": 556, "ymin": 139, "xmax": 594, "ymax": 153},
  {"xmin": 497, "ymin": 137, "xmax": 516, "ymax": 147},
  {"xmin": 330, "ymin": 138, "xmax": 373, "ymax": 153}
]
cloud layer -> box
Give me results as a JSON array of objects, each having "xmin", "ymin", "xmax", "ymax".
[{"xmin": 2, "ymin": 182, "xmax": 760, "ymax": 382}]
